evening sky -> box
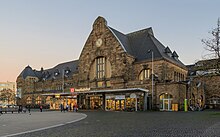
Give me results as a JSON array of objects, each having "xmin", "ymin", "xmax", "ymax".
[{"xmin": 0, "ymin": 0, "xmax": 219, "ymax": 82}]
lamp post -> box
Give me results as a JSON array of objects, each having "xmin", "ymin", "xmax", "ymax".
[
  {"xmin": 62, "ymin": 69, "xmax": 65, "ymax": 93},
  {"xmin": 148, "ymin": 50, "xmax": 154, "ymax": 110}
]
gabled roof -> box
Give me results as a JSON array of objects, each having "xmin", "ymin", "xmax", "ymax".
[
  {"xmin": 108, "ymin": 26, "xmax": 185, "ymax": 68},
  {"xmin": 19, "ymin": 66, "xmax": 38, "ymax": 79},
  {"xmin": 41, "ymin": 60, "xmax": 79, "ymax": 80},
  {"xmin": 165, "ymin": 47, "xmax": 172, "ymax": 53},
  {"xmin": 19, "ymin": 60, "xmax": 79, "ymax": 81}
]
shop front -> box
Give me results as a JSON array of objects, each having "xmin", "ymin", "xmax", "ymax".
[
  {"xmin": 76, "ymin": 88, "xmax": 149, "ymax": 111},
  {"xmin": 42, "ymin": 93, "xmax": 77, "ymax": 110}
]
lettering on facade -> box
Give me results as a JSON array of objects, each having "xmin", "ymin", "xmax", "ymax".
[
  {"xmin": 106, "ymin": 95, "xmax": 125, "ymax": 100},
  {"xmin": 74, "ymin": 88, "xmax": 90, "ymax": 92}
]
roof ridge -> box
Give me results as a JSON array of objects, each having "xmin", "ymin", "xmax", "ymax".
[
  {"xmin": 108, "ymin": 26, "xmax": 126, "ymax": 36},
  {"xmin": 52, "ymin": 59, "xmax": 79, "ymax": 69},
  {"xmin": 126, "ymin": 27, "xmax": 153, "ymax": 36}
]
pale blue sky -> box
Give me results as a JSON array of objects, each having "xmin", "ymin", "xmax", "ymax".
[{"xmin": 0, "ymin": 0, "xmax": 219, "ymax": 82}]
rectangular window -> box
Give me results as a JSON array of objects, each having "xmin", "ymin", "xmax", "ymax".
[
  {"xmin": 97, "ymin": 57, "xmax": 105, "ymax": 79},
  {"xmin": 97, "ymin": 81, "xmax": 104, "ymax": 87},
  {"xmin": 106, "ymin": 81, "xmax": 111, "ymax": 87}
]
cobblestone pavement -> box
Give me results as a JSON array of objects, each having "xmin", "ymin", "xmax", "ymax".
[{"xmin": 10, "ymin": 110, "xmax": 220, "ymax": 137}]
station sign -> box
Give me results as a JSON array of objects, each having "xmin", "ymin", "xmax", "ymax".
[
  {"xmin": 74, "ymin": 88, "xmax": 90, "ymax": 92},
  {"xmin": 70, "ymin": 88, "xmax": 75, "ymax": 93}
]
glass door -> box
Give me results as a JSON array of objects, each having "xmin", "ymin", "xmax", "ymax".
[
  {"xmin": 115, "ymin": 100, "xmax": 125, "ymax": 111},
  {"xmin": 163, "ymin": 99, "xmax": 172, "ymax": 111}
]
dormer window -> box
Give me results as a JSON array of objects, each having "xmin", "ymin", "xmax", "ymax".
[
  {"xmin": 64, "ymin": 67, "xmax": 71, "ymax": 75},
  {"xmin": 172, "ymin": 51, "xmax": 179, "ymax": 60},
  {"xmin": 54, "ymin": 72, "xmax": 59, "ymax": 76},
  {"xmin": 54, "ymin": 69, "xmax": 60, "ymax": 76},
  {"xmin": 164, "ymin": 47, "xmax": 172, "ymax": 57}
]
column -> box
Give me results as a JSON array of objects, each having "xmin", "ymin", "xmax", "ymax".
[
  {"xmin": 102, "ymin": 93, "xmax": 106, "ymax": 111},
  {"xmin": 144, "ymin": 92, "xmax": 148, "ymax": 111}
]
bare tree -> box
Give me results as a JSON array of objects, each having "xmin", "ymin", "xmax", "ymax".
[
  {"xmin": 202, "ymin": 18, "xmax": 220, "ymax": 58},
  {"xmin": 201, "ymin": 18, "xmax": 220, "ymax": 75}
]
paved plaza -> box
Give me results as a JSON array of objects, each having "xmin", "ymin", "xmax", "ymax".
[
  {"xmin": 0, "ymin": 110, "xmax": 220, "ymax": 137},
  {"xmin": 0, "ymin": 111, "xmax": 87, "ymax": 137}
]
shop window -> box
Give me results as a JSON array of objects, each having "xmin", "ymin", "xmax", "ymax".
[
  {"xmin": 139, "ymin": 69, "xmax": 150, "ymax": 80},
  {"xmin": 46, "ymin": 96, "xmax": 51, "ymax": 105},
  {"xmin": 26, "ymin": 96, "xmax": 32, "ymax": 104},
  {"xmin": 35, "ymin": 96, "xmax": 42, "ymax": 105}
]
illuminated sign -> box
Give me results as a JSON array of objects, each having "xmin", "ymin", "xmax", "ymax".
[
  {"xmin": 70, "ymin": 88, "xmax": 75, "ymax": 93},
  {"xmin": 75, "ymin": 88, "xmax": 90, "ymax": 92}
]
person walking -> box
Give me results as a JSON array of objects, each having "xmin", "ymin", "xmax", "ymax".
[
  {"xmin": 60, "ymin": 104, "xmax": 63, "ymax": 112},
  {"xmin": 40, "ymin": 105, "xmax": 43, "ymax": 112},
  {"xmin": 74, "ymin": 103, "xmax": 78, "ymax": 112},
  {"xmin": 28, "ymin": 105, "xmax": 31, "ymax": 115},
  {"xmin": 66, "ymin": 104, "xmax": 69, "ymax": 112}
]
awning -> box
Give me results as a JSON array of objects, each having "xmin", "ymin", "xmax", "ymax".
[
  {"xmin": 42, "ymin": 92, "xmax": 76, "ymax": 96},
  {"xmin": 74, "ymin": 88, "xmax": 149, "ymax": 94},
  {"xmin": 42, "ymin": 88, "xmax": 149, "ymax": 96}
]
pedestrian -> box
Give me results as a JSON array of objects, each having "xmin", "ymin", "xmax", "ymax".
[
  {"xmin": 0, "ymin": 106, "xmax": 2, "ymax": 115},
  {"xmin": 66, "ymin": 104, "xmax": 69, "ymax": 112},
  {"xmin": 60, "ymin": 104, "xmax": 63, "ymax": 112},
  {"xmin": 70, "ymin": 104, "xmax": 72, "ymax": 111},
  {"xmin": 28, "ymin": 105, "xmax": 31, "ymax": 115},
  {"xmin": 40, "ymin": 105, "xmax": 43, "ymax": 112},
  {"xmin": 74, "ymin": 103, "xmax": 78, "ymax": 112}
]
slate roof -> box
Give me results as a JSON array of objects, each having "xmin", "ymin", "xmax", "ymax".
[
  {"xmin": 108, "ymin": 26, "xmax": 186, "ymax": 68},
  {"xmin": 19, "ymin": 60, "xmax": 79, "ymax": 80},
  {"xmin": 20, "ymin": 20, "xmax": 186, "ymax": 80},
  {"xmin": 19, "ymin": 66, "xmax": 38, "ymax": 79}
]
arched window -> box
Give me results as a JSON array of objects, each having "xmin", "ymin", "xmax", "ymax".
[
  {"xmin": 139, "ymin": 69, "xmax": 150, "ymax": 80},
  {"xmin": 89, "ymin": 57, "xmax": 111, "ymax": 88}
]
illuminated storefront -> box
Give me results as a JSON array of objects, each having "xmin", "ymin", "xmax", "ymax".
[{"xmin": 75, "ymin": 88, "xmax": 149, "ymax": 111}]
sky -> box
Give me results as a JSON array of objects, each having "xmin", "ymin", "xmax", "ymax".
[{"xmin": 0, "ymin": 0, "xmax": 220, "ymax": 82}]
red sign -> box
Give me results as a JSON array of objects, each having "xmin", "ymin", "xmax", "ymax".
[{"xmin": 70, "ymin": 88, "xmax": 75, "ymax": 93}]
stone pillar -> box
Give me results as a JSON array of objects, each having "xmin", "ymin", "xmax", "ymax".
[
  {"xmin": 77, "ymin": 95, "xmax": 81, "ymax": 108},
  {"xmin": 144, "ymin": 92, "xmax": 148, "ymax": 111},
  {"xmin": 86, "ymin": 96, "xmax": 90, "ymax": 109},
  {"xmin": 102, "ymin": 93, "xmax": 106, "ymax": 110}
]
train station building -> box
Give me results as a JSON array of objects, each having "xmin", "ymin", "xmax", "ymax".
[{"xmin": 17, "ymin": 16, "xmax": 190, "ymax": 111}]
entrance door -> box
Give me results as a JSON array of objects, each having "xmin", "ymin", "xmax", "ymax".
[
  {"xmin": 163, "ymin": 99, "xmax": 172, "ymax": 111},
  {"xmin": 160, "ymin": 93, "xmax": 173, "ymax": 111},
  {"xmin": 115, "ymin": 100, "xmax": 125, "ymax": 111}
]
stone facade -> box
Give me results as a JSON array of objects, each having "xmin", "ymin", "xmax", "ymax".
[
  {"xmin": 188, "ymin": 59, "xmax": 220, "ymax": 109},
  {"xmin": 16, "ymin": 16, "xmax": 189, "ymax": 111}
]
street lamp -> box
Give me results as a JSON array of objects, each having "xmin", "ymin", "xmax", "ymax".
[{"xmin": 148, "ymin": 50, "xmax": 154, "ymax": 110}]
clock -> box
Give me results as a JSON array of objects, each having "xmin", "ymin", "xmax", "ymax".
[{"xmin": 95, "ymin": 38, "xmax": 102, "ymax": 47}]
